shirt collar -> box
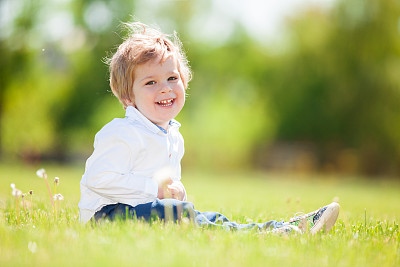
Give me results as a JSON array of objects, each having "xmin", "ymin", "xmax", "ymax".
[{"xmin": 125, "ymin": 106, "xmax": 181, "ymax": 134}]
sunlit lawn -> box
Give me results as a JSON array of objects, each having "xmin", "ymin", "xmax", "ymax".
[{"xmin": 0, "ymin": 162, "xmax": 399, "ymax": 266}]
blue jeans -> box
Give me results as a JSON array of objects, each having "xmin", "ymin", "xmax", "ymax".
[{"xmin": 93, "ymin": 199, "xmax": 287, "ymax": 231}]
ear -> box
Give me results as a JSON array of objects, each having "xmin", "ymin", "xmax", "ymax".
[{"xmin": 124, "ymin": 98, "xmax": 134, "ymax": 107}]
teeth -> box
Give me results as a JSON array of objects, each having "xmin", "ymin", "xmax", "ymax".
[{"xmin": 158, "ymin": 99, "xmax": 173, "ymax": 106}]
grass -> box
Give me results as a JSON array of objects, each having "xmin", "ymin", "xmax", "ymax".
[{"xmin": 0, "ymin": 162, "xmax": 399, "ymax": 266}]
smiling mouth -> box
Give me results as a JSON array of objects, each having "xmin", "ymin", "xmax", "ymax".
[{"xmin": 157, "ymin": 99, "xmax": 174, "ymax": 107}]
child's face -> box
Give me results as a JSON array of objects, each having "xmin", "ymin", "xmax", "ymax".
[{"xmin": 128, "ymin": 55, "xmax": 185, "ymax": 129}]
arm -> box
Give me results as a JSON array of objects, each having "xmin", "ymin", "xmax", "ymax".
[{"xmin": 83, "ymin": 134, "xmax": 158, "ymax": 202}]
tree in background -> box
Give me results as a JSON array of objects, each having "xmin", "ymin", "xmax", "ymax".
[
  {"xmin": 260, "ymin": 0, "xmax": 400, "ymax": 175},
  {"xmin": 0, "ymin": 0, "xmax": 134, "ymax": 161},
  {"xmin": 0, "ymin": 0, "xmax": 399, "ymax": 176}
]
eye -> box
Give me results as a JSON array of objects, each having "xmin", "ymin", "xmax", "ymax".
[
  {"xmin": 145, "ymin": 81, "xmax": 156, "ymax": 86},
  {"xmin": 168, "ymin": 76, "xmax": 178, "ymax": 81}
]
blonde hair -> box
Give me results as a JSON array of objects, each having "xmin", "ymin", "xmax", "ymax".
[{"xmin": 107, "ymin": 22, "xmax": 192, "ymax": 108}]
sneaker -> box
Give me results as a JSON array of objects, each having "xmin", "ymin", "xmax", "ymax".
[
  {"xmin": 289, "ymin": 202, "xmax": 340, "ymax": 234},
  {"xmin": 268, "ymin": 225, "xmax": 301, "ymax": 235}
]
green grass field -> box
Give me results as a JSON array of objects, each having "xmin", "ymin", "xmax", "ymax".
[{"xmin": 0, "ymin": 163, "xmax": 399, "ymax": 266}]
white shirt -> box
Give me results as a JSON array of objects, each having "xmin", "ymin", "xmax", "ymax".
[{"xmin": 78, "ymin": 106, "xmax": 185, "ymax": 223}]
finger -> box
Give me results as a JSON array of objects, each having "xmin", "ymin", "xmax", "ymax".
[
  {"xmin": 169, "ymin": 189, "xmax": 176, "ymax": 199},
  {"xmin": 167, "ymin": 186, "xmax": 182, "ymax": 200},
  {"xmin": 162, "ymin": 187, "xmax": 171, "ymax": 198},
  {"xmin": 163, "ymin": 177, "xmax": 173, "ymax": 186},
  {"xmin": 167, "ymin": 185, "xmax": 178, "ymax": 193}
]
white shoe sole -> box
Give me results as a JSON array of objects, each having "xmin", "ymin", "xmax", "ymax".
[{"xmin": 310, "ymin": 202, "xmax": 340, "ymax": 234}]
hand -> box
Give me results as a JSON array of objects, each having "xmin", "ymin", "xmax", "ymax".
[
  {"xmin": 157, "ymin": 178, "xmax": 186, "ymax": 201},
  {"xmin": 167, "ymin": 180, "xmax": 186, "ymax": 201},
  {"xmin": 157, "ymin": 177, "xmax": 172, "ymax": 199}
]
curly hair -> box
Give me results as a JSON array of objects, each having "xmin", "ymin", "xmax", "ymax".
[{"xmin": 106, "ymin": 22, "xmax": 192, "ymax": 108}]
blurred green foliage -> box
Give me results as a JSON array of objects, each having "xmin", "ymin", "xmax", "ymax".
[{"xmin": 0, "ymin": 0, "xmax": 399, "ymax": 176}]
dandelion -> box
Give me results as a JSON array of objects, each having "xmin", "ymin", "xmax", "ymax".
[
  {"xmin": 10, "ymin": 183, "xmax": 22, "ymax": 224},
  {"xmin": 28, "ymin": 190, "xmax": 34, "ymax": 220},
  {"xmin": 154, "ymin": 166, "xmax": 174, "ymax": 199},
  {"xmin": 36, "ymin": 168, "xmax": 46, "ymax": 179},
  {"xmin": 54, "ymin": 177, "xmax": 60, "ymax": 196},
  {"xmin": 28, "ymin": 241, "xmax": 37, "ymax": 254},
  {"xmin": 53, "ymin": 193, "xmax": 64, "ymax": 201},
  {"xmin": 11, "ymin": 183, "xmax": 22, "ymax": 197},
  {"xmin": 53, "ymin": 193, "xmax": 64, "ymax": 220},
  {"xmin": 36, "ymin": 168, "xmax": 54, "ymax": 208}
]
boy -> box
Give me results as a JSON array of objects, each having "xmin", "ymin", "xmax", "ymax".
[{"xmin": 78, "ymin": 22, "xmax": 339, "ymax": 234}]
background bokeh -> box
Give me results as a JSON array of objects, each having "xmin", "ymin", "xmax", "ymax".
[{"xmin": 1, "ymin": 0, "xmax": 399, "ymax": 177}]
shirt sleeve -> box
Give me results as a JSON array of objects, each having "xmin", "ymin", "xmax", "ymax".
[
  {"xmin": 171, "ymin": 129, "xmax": 186, "ymax": 201},
  {"xmin": 82, "ymin": 132, "xmax": 158, "ymax": 203}
]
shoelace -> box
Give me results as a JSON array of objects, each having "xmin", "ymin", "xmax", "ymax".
[
  {"xmin": 289, "ymin": 212, "xmax": 305, "ymax": 222},
  {"xmin": 312, "ymin": 206, "xmax": 327, "ymax": 224}
]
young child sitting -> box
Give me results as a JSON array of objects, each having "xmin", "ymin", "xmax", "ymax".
[{"xmin": 78, "ymin": 22, "xmax": 339, "ymax": 234}]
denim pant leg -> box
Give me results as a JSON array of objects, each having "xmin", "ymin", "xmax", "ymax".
[
  {"xmin": 195, "ymin": 211, "xmax": 287, "ymax": 231},
  {"xmin": 149, "ymin": 198, "xmax": 197, "ymax": 222},
  {"xmin": 93, "ymin": 199, "xmax": 196, "ymax": 222},
  {"xmin": 94, "ymin": 199, "xmax": 287, "ymax": 231}
]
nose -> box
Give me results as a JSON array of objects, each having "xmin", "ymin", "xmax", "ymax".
[{"xmin": 160, "ymin": 82, "xmax": 172, "ymax": 93}]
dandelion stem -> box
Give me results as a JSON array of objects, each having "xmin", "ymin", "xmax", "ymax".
[
  {"xmin": 30, "ymin": 194, "xmax": 33, "ymax": 221},
  {"xmin": 15, "ymin": 196, "xmax": 20, "ymax": 225},
  {"xmin": 44, "ymin": 177, "xmax": 54, "ymax": 209},
  {"xmin": 22, "ymin": 196, "xmax": 27, "ymax": 214}
]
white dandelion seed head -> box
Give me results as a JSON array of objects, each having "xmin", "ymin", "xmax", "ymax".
[
  {"xmin": 28, "ymin": 241, "xmax": 37, "ymax": 254},
  {"xmin": 11, "ymin": 184, "xmax": 22, "ymax": 197},
  {"xmin": 53, "ymin": 193, "xmax": 64, "ymax": 201},
  {"xmin": 12, "ymin": 188, "xmax": 22, "ymax": 197},
  {"xmin": 154, "ymin": 165, "xmax": 175, "ymax": 185},
  {"xmin": 54, "ymin": 177, "xmax": 60, "ymax": 184},
  {"xmin": 36, "ymin": 168, "xmax": 47, "ymax": 179},
  {"xmin": 29, "ymin": 190, "xmax": 33, "ymax": 195}
]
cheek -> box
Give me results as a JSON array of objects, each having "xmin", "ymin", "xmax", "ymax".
[
  {"xmin": 177, "ymin": 93, "xmax": 185, "ymax": 107},
  {"xmin": 137, "ymin": 91, "xmax": 153, "ymax": 102},
  {"xmin": 181, "ymin": 90, "xmax": 187, "ymax": 102},
  {"xmin": 176, "ymin": 84, "xmax": 185, "ymax": 96}
]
